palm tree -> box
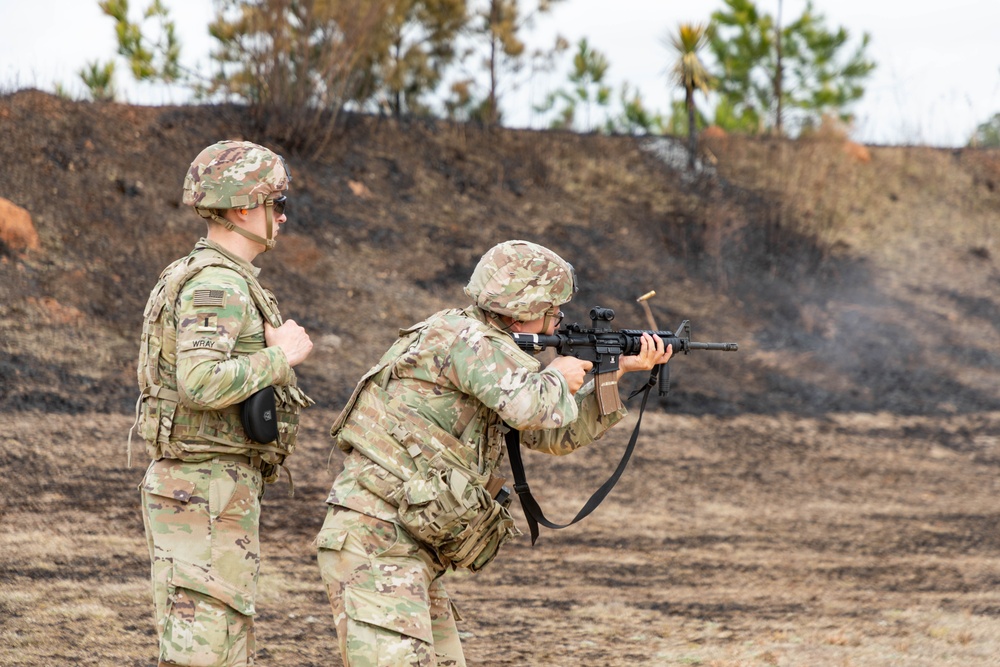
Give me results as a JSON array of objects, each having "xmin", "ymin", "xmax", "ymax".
[{"xmin": 668, "ymin": 23, "xmax": 714, "ymax": 168}]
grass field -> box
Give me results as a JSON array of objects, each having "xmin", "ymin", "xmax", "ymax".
[{"xmin": 4, "ymin": 408, "xmax": 1000, "ymax": 666}]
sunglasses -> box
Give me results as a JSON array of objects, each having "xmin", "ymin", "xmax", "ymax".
[
  {"xmin": 545, "ymin": 308, "xmax": 565, "ymax": 327},
  {"xmin": 268, "ymin": 196, "xmax": 287, "ymax": 216}
]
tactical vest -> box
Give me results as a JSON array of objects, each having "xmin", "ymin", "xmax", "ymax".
[
  {"xmin": 329, "ymin": 312, "xmax": 521, "ymax": 571},
  {"xmin": 331, "ymin": 311, "xmax": 510, "ymax": 476},
  {"xmin": 133, "ymin": 245, "xmax": 312, "ymax": 480}
]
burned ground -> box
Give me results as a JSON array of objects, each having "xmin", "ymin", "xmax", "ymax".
[{"xmin": 1, "ymin": 90, "xmax": 999, "ymax": 665}]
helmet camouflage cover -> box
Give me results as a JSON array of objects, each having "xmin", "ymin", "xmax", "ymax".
[
  {"xmin": 182, "ymin": 140, "xmax": 290, "ymax": 210},
  {"xmin": 465, "ymin": 240, "xmax": 577, "ymax": 321}
]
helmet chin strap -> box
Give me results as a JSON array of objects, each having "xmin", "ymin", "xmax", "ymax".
[
  {"xmin": 196, "ymin": 198, "xmax": 276, "ymax": 251},
  {"xmin": 481, "ymin": 309, "xmax": 518, "ymax": 332},
  {"xmin": 262, "ymin": 198, "xmax": 275, "ymax": 251}
]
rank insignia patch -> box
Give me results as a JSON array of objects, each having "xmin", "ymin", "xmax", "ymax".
[
  {"xmin": 197, "ymin": 313, "xmax": 218, "ymax": 333},
  {"xmin": 193, "ymin": 289, "xmax": 226, "ymax": 307}
]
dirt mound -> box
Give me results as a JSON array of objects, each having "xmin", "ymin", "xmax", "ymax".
[
  {"xmin": 0, "ymin": 196, "xmax": 39, "ymax": 253},
  {"xmin": 1, "ymin": 90, "xmax": 997, "ymax": 419}
]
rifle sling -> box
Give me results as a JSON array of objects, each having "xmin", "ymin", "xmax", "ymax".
[{"xmin": 504, "ymin": 366, "xmax": 661, "ymax": 545}]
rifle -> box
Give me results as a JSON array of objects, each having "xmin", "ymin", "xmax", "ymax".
[
  {"xmin": 506, "ymin": 305, "xmax": 739, "ymax": 544},
  {"xmin": 511, "ymin": 306, "xmax": 738, "ymax": 414}
]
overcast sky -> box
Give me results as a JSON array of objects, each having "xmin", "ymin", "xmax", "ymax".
[{"xmin": 2, "ymin": 0, "xmax": 998, "ymax": 147}]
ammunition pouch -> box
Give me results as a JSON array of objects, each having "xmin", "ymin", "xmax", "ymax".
[
  {"xmin": 138, "ymin": 385, "xmax": 180, "ymax": 455},
  {"xmin": 340, "ymin": 383, "xmax": 521, "ymax": 571},
  {"xmin": 395, "ymin": 465, "xmax": 518, "ymax": 572}
]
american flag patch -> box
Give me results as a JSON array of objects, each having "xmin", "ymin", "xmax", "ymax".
[{"xmin": 193, "ymin": 289, "xmax": 225, "ymax": 307}]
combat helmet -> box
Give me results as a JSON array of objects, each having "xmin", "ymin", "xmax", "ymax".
[
  {"xmin": 465, "ymin": 240, "xmax": 577, "ymax": 321},
  {"xmin": 182, "ymin": 140, "xmax": 290, "ymax": 251}
]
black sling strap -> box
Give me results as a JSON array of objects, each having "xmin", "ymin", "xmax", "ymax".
[{"xmin": 504, "ymin": 366, "xmax": 662, "ymax": 545}]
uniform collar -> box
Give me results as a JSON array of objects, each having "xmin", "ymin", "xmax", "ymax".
[
  {"xmin": 464, "ymin": 305, "xmax": 495, "ymax": 326},
  {"xmin": 195, "ymin": 238, "xmax": 262, "ymax": 277}
]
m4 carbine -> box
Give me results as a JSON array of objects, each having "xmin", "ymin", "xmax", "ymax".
[
  {"xmin": 511, "ymin": 306, "xmax": 738, "ymax": 412},
  {"xmin": 506, "ymin": 305, "xmax": 739, "ymax": 544}
]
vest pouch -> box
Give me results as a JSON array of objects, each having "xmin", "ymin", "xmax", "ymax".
[
  {"xmin": 241, "ymin": 386, "xmax": 279, "ymax": 444},
  {"xmin": 356, "ymin": 461, "xmax": 406, "ymax": 506},
  {"xmin": 138, "ymin": 395, "xmax": 178, "ymax": 446},
  {"xmin": 396, "ymin": 466, "xmax": 520, "ymax": 572},
  {"xmin": 445, "ymin": 500, "xmax": 520, "ymax": 572},
  {"xmin": 275, "ymin": 408, "xmax": 298, "ymax": 449},
  {"xmin": 273, "ymin": 384, "xmax": 313, "ymax": 452},
  {"xmin": 138, "ymin": 398, "xmax": 160, "ymax": 444}
]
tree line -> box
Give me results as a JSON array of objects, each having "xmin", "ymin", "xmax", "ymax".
[{"xmin": 78, "ymin": 0, "xmax": 1000, "ymax": 153}]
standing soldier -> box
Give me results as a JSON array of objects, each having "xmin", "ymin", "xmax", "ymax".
[
  {"xmin": 131, "ymin": 140, "xmax": 314, "ymax": 667},
  {"xmin": 315, "ymin": 239, "xmax": 672, "ymax": 666}
]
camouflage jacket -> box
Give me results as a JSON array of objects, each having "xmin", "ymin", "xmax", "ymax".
[
  {"xmin": 135, "ymin": 239, "xmax": 311, "ymax": 477},
  {"xmin": 326, "ymin": 306, "xmax": 627, "ymax": 522}
]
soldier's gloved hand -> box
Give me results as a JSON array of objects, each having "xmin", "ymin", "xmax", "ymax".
[
  {"xmin": 546, "ymin": 356, "xmax": 593, "ymax": 395},
  {"xmin": 265, "ymin": 320, "xmax": 313, "ymax": 367}
]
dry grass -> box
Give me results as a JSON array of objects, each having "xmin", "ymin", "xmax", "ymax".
[
  {"xmin": 2, "ymin": 93, "xmax": 999, "ymax": 665},
  {"xmin": 4, "ymin": 409, "xmax": 1000, "ymax": 666}
]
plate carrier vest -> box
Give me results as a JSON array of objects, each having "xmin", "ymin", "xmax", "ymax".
[{"xmin": 132, "ymin": 246, "xmax": 312, "ymax": 481}]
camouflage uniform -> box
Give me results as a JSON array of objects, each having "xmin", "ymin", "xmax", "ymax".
[
  {"xmin": 135, "ymin": 141, "xmax": 310, "ymax": 667},
  {"xmin": 316, "ymin": 241, "xmax": 627, "ymax": 666}
]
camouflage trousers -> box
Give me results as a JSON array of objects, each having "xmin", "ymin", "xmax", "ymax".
[
  {"xmin": 316, "ymin": 506, "xmax": 466, "ymax": 667},
  {"xmin": 141, "ymin": 457, "xmax": 263, "ymax": 667}
]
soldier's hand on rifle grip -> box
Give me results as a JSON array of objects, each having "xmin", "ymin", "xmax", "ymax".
[
  {"xmin": 547, "ymin": 356, "xmax": 594, "ymax": 395},
  {"xmin": 618, "ymin": 333, "xmax": 673, "ymax": 378},
  {"xmin": 265, "ymin": 320, "xmax": 314, "ymax": 367}
]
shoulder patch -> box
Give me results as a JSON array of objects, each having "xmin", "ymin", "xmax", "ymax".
[{"xmin": 193, "ymin": 289, "xmax": 226, "ymax": 307}]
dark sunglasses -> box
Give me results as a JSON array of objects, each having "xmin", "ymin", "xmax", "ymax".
[{"xmin": 268, "ymin": 196, "xmax": 287, "ymax": 216}]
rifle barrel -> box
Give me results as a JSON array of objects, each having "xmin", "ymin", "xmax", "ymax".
[{"xmin": 689, "ymin": 341, "xmax": 739, "ymax": 351}]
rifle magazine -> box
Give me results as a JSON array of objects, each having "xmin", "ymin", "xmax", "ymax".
[{"xmin": 594, "ymin": 370, "xmax": 624, "ymax": 415}]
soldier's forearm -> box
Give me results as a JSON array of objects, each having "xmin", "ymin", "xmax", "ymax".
[{"xmin": 176, "ymin": 349, "xmax": 287, "ymax": 409}]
